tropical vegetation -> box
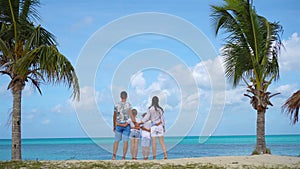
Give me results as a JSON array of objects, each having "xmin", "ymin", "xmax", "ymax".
[
  {"xmin": 0, "ymin": 0, "xmax": 80, "ymax": 160},
  {"xmin": 282, "ymin": 90, "xmax": 300, "ymax": 124},
  {"xmin": 210, "ymin": 0, "xmax": 283, "ymax": 154}
]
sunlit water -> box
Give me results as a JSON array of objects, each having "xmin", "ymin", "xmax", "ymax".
[{"xmin": 1, "ymin": 135, "xmax": 299, "ymax": 160}]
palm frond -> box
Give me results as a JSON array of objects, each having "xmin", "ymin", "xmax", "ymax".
[
  {"xmin": 16, "ymin": 45, "xmax": 80, "ymax": 100},
  {"xmin": 282, "ymin": 90, "xmax": 300, "ymax": 124},
  {"xmin": 0, "ymin": 38, "xmax": 13, "ymax": 60},
  {"xmin": 27, "ymin": 76, "xmax": 42, "ymax": 95},
  {"xmin": 210, "ymin": 0, "xmax": 283, "ymax": 89},
  {"xmin": 19, "ymin": 0, "xmax": 41, "ymax": 22}
]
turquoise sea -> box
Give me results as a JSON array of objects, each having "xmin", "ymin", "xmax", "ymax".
[{"xmin": 0, "ymin": 135, "xmax": 299, "ymax": 160}]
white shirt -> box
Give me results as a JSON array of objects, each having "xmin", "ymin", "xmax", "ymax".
[
  {"xmin": 142, "ymin": 106, "xmax": 165, "ymax": 126},
  {"xmin": 141, "ymin": 121, "xmax": 151, "ymax": 138},
  {"xmin": 128, "ymin": 117, "xmax": 140, "ymax": 132}
]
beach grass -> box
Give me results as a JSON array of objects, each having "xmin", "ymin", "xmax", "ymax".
[{"xmin": 0, "ymin": 160, "xmax": 299, "ymax": 169}]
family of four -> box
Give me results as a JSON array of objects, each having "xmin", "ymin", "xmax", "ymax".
[{"xmin": 112, "ymin": 91, "xmax": 168, "ymax": 160}]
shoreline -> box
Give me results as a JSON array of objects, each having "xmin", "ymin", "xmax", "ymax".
[{"xmin": 1, "ymin": 155, "xmax": 300, "ymax": 169}]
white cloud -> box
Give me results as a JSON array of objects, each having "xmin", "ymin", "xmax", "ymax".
[
  {"xmin": 192, "ymin": 56, "xmax": 225, "ymax": 89},
  {"xmin": 41, "ymin": 119, "xmax": 50, "ymax": 125},
  {"xmin": 26, "ymin": 114, "xmax": 35, "ymax": 120},
  {"xmin": 0, "ymin": 84, "xmax": 7, "ymax": 94},
  {"xmin": 70, "ymin": 16, "xmax": 94, "ymax": 31},
  {"xmin": 0, "ymin": 82, "xmax": 37, "ymax": 97},
  {"xmin": 280, "ymin": 32, "xmax": 300, "ymax": 73},
  {"xmin": 275, "ymin": 84, "xmax": 298, "ymax": 98},
  {"xmin": 127, "ymin": 57, "xmax": 226, "ymax": 113},
  {"xmin": 52, "ymin": 104, "xmax": 63, "ymax": 113},
  {"xmin": 23, "ymin": 85, "xmax": 34, "ymax": 97},
  {"xmin": 70, "ymin": 86, "xmax": 100, "ymax": 112},
  {"xmin": 24, "ymin": 108, "xmax": 39, "ymax": 121},
  {"xmin": 182, "ymin": 92, "xmax": 200, "ymax": 111},
  {"xmin": 225, "ymin": 87, "xmax": 247, "ymax": 105},
  {"xmin": 130, "ymin": 71, "xmax": 146, "ymax": 95}
]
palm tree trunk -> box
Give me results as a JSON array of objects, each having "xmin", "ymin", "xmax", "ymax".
[
  {"xmin": 255, "ymin": 109, "xmax": 267, "ymax": 154},
  {"xmin": 11, "ymin": 82, "xmax": 23, "ymax": 161}
]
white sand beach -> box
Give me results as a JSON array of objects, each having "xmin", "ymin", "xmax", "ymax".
[
  {"xmin": 2, "ymin": 155, "xmax": 300, "ymax": 168},
  {"xmin": 103, "ymin": 155, "xmax": 300, "ymax": 168}
]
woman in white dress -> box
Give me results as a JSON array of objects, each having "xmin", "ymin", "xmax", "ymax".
[{"xmin": 141, "ymin": 96, "xmax": 167, "ymax": 160}]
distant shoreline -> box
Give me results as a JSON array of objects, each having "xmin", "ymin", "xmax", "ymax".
[{"xmin": 1, "ymin": 134, "xmax": 300, "ymax": 140}]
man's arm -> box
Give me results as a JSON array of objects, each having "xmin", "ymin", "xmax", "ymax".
[
  {"xmin": 128, "ymin": 109, "xmax": 135, "ymax": 122},
  {"xmin": 113, "ymin": 111, "xmax": 117, "ymax": 132},
  {"xmin": 128, "ymin": 109, "xmax": 140, "ymax": 127}
]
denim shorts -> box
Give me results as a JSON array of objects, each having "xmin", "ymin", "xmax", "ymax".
[
  {"xmin": 141, "ymin": 137, "xmax": 151, "ymax": 147},
  {"xmin": 115, "ymin": 125, "xmax": 130, "ymax": 142},
  {"xmin": 130, "ymin": 129, "xmax": 140, "ymax": 138}
]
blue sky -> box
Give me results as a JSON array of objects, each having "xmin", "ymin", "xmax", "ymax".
[{"xmin": 0, "ymin": 0, "xmax": 300, "ymax": 139}]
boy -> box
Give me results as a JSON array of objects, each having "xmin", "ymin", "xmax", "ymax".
[{"xmin": 140, "ymin": 112, "xmax": 151, "ymax": 160}]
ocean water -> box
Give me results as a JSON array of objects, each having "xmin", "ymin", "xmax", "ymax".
[{"xmin": 0, "ymin": 135, "xmax": 299, "ymax": 160}]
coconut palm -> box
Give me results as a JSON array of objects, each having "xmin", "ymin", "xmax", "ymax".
[
  {"xmin": 210, "ymin": 0, "xmax": 283, "ymax": 154},
  {"xmin": 0, "ymin": 0, "xmax": 80, "ymax": 160},
  {"xmin": 282, "ymin": 90, "xmax": 300, "ymax": 124}
]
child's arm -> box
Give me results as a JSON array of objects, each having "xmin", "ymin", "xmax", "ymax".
[
  {"xmin": 133, "ymin": 125, "xmax": 140, "ymax": 130},
  {"xmin": 141, "ymin": 126, "xmax": 150, "ymax": 132}
]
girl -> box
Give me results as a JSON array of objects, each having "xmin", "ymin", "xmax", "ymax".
[
  {"xmin": 128, "ymin": 109, "xmax": 140, "ymax": 160},
  {"xmin": 141, "ymin": 96, "xmax": 167, "ymax": 160}
]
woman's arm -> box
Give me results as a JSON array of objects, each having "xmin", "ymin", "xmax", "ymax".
[
  {"xmin": 141, "ymin": 126, "xmax": 150, "ymax": 132},
  {"xmin": 141, "ymin": 110, "xmax": 151, "ymax": 123}
]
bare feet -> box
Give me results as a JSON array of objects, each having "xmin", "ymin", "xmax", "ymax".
[
  {"xmin": 164, "ymin": 152, "xmax": 168, "ymax": 159},
  {"xmin": 112, "ymin": 154, "xmax": 116, "ymax": 160}
]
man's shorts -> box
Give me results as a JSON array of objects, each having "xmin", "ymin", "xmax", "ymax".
[{"xmin": 115, "ymin": 125, "xmax": 130, "ymax": 142}]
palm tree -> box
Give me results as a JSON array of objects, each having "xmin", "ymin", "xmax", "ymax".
[
  {"xmin": 282, "ymin": 90, "xmax": 300, "ymax": 124},
  {"xmin": 0, "ymin": 0, "xmax": 80, "ymax": 160},
  {"xmin": 210, "ymin": 0, "xmax": 283, "ymax": 154}
]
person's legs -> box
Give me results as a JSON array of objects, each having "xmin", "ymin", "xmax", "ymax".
[
  {"xmin": 141, "ymin": 137, "xmax": 147, "ymax": 160},
  {"xmin": 151, "ymin": 137, "xmax": 157, "ymax": 159},
  {"xmin": 113, "ymin": 126, "xmax": 123, "ymax": 160},
  {"xmin": 142, "ymin": 146, "xmax": 146, "ymax": 159},
  {"xmin": 130, "ymin": 138, "xmax": 134, "ymax": 159},
  {"xmin": 133, "ymin": 138, "xmax": 139, "ymax": 159},
  {"xmin": 158, "ymin": 136, "xmax": 167, "ymax": 159},
  {"xmin": 145, "ymin": 147, "xmax": 149, "ymax": 160},
  {"xmin": 112, "ymin": 141, "xmax": 119, "ymax": 160},
  {"xmin": 123, "ymin": 141, "xmax": 128, "ymax": 160},
  {"xmin": 122, "ymin": 125, "xmax": 130, "ymax": 160}
]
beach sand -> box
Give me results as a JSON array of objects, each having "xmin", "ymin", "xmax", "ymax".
[
  {"xmin": 1, "ymin": 155, "xmax": 300, "ymax": 168},
  {"xmin": 104, "ymin": 155, "xmax": 300, "ymax": 168}
]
